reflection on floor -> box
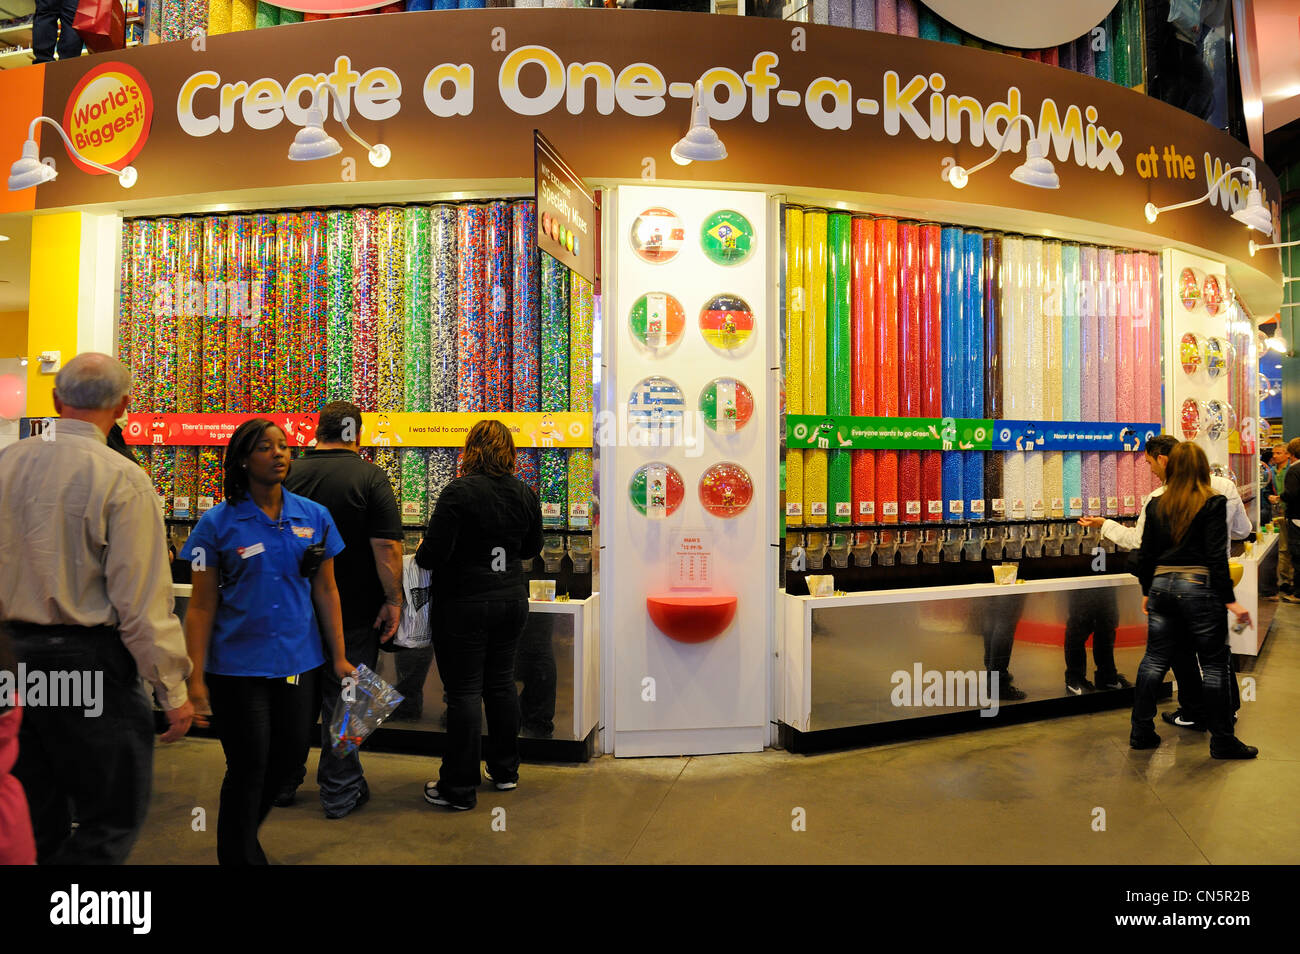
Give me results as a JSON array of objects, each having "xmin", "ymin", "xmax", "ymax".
[{"xmin": 132, "ymin": 605, "xmax": 1300, "ymax": 865}]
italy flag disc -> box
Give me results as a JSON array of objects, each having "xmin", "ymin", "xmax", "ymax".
[
  {"xmin": 629, "ymin": 292, "xmax": 686, "ymax": 352},
  {"xmin": 698, "ymin": 377, "xmax": 753, "ymax": 433}
]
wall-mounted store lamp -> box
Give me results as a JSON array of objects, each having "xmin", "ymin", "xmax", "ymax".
[
  {"xmin": 671, "ymin": 80, "xmax": 727, "ymax": 166},
  {"xmin": 943, "ymin": 114, "xmax": 1059, "ymax": 190},
  {"xmin": 1249, "ymin": 236, "xmax": 1300, "ymax": 257},
  {"xmin": 288, "ymin": 85, "xmax": 391, "ymax": 168},
  {"xmin": 8, "ymin": 116, "xmax": 137, "ymax": 191},
  {"xmin": 1144, "ymin": 165, "xmax": 1273, "ymax": 236}
]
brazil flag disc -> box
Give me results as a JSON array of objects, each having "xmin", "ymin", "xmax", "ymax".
[
  {"xmin": 699, "ymin": 293, "xmax": 754, "ymax": 351},
  {"xmin": 700, "ymin": 209, "xmax": 754, "ymax": 266},
  {"xmin": 629, "ymin": 462, "xmax": 685, "ymax": 518},
  {"xmin": 698, "ymin": 377, "xmax": 754, "ymax": 433},
  {"xmin": 629, "ymin": 292, "xmax": 686, "ymax": 353}
]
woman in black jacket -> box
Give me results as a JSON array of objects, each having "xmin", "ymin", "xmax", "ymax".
[
  {"xmin": 417, "ymin": 420, "xmax": 543, "ymax": 810},
  {"xmin": 1132, "ymin": 442, "xmax": 1257, "ymax": 759}
]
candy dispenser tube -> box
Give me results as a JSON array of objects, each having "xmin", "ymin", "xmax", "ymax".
[
  {"xmin": 962, "ymin": 229, "xmax": 984, "ymax": 518},
  {"xmin": 940, "ymin": 225, "xmax": 963, "ymax": 521},
  {"xmin": 898, "ymin": 221, "xmax": 922, "ymax": 523},
  {"xmin": 874, "ymin": 217, "xmax": 899, "ymax": 523},
  {"xmin": 786, "ymin": 207, "xmax": 806, "ymax": 527},
  {"xmin": 920, "ymin": 223, "xmax": 942, "ymax": 520},
  {"xmin": 828, "ymin": 212, "xmax": 853, "ymax": 524},
  {"xmin": 1061, "ymin": 243, "xmax": 1082, "ymax": 515},
  {"xmin": 803, "ymin": 210, "xmax": 828, "ymax": 525},
  {"xmin": 982, "ymin": 232, "xmax": 1003, "ymax": 516},
  {"xmin": 850, "ymin": 216, "xmax": 875, "ymax": 522}
]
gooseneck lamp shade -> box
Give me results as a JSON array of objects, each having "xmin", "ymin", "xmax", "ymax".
[
  {"xmin": 1145, "ymin": 165, "xmax": 1273, "ymax": 237},
  {"xmin": 289, "ymin": 86, "xmax": 391, "ymax": 168},
  {"xmin": 671, "ymin": 81, "xmax": 727, "ymax": 166},
  {"xmin": 943, "ymin": 113, "xmax": 1057, "ymax": 190},
  {"xmin": 7, "ymin": 116, "xmax": 137, "ymax": 191}
]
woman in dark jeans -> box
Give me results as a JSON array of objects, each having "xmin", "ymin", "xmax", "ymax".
[
  {"xmin": 180, "ymin": 419, "xmax": 354, "ymax": 862},
  {"xmin": 418, "ymin": 420, "xmax": 542, "ymax": 810},
  {"xmin": 1132, "ymin": 441, "xmax": 1257, "ymax": 759}
]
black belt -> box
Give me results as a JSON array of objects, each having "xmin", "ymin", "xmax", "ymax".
[{"xmin": 4, "ymin": 621, "xmax": 118, "ymax": 640}]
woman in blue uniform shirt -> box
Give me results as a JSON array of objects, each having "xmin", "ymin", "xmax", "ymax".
[{"xmin": 180, "ymin": 418, "xmax": 354, "ymax": 865}]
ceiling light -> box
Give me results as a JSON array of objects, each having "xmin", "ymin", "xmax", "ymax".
[
  {"xmin": 943, "ymin": 113, "xmax": 1058, "ymax": 190},
  {"xmin": 287, "ymin": 85, "xmax": 390, "ymax": 168},
  {"xmin": 1145, "ymin": 164, "xmax": 1271, "ymax": 237},
  {"xmin": 8, "ymin": 116, "xmax": 137, "ymax": 191},
  {"xmin": 670, "ymin": 80, "xmax": 727, "ymax": 166}
]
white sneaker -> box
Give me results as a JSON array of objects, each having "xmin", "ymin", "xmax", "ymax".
[{"xmin": 483, "ymin": 767, "xmax": 517, "ymax": 791}]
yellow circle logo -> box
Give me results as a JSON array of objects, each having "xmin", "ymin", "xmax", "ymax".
[{"xmin": 62, "ymin": 62, "xmax": 153, "ymax": 174}]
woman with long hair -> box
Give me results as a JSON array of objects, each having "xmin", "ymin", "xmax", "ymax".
[
  {"xmin": 416, "ymin": 419, "xmax": 543, "ymax": 810},
  {"xmin": 180, "ymin": 419, "xmax": 354, "ymax": 863},
  {"xmin": 1132, "ymin": 442, "xmax": 1257, "ymax": 758}
]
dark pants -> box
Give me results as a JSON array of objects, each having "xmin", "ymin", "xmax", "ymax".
[
  {"xmin": 11, "ymin": 626, "xmax": 153, "ymax": 864},
  {"xmin": 1064, "ymin": 587, "xmax": 1119, "ymax": 682},
  {"xmin": 33, "ymin": 0, "xmax": 83, "ymax": 63},
  {"xmin": 207, "ymin": 668, "xmax": 321, "ymax": 865},
  {"xmin": 394, "ymin": 644, "xmax": 436, "ymax": 718},
  {"xmin": 1133, "ymin": 577, "xmax": 1236, "ymax": 744},
  {"xmin": 317, "ymin": 626, "xmax": 380, "ymax": 815},
  {"xmin": 432, "ymin": 599, "xmax": 529, "ymax": 806},
  {"xmin": 979, "ymin": 594, "xmax": 1024, "ymax": 684},
  {"xmin": 515, "ymin": 613, "xmax": 556, "ymax": 737}
]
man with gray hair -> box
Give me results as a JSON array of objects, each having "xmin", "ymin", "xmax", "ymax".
[{"xmin": 0, "ymin": 352, "xmax": 193, "ymax": 864}]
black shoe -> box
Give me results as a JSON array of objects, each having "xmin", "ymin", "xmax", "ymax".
[
  {"xmin": 1096, "ymin": 672, "xmax": 1132, "ymax": 691},
  {"xmin": 520, "ymin": 724, "xmax": 553, "ymax": 740},
  {"xmin": 1160, "ymin": 709, "xmax": 1207, "ymax": 731},
  {"xmin": 273, "ymin": 786, "xmax": 298, "ymax": 808},
  {"xmin": 325, "ymin": 780, "xmax": 370, "ymax": 819},
  {"xmin": 999, "ymin": 684, "xmax": 1028, "ymax": 701},
  {"xmin": 1130, "ymin": 729, "xmax": 1162, "ymax": 749},
  {"xmin": 1210, "ymin": 739, "xmax": 1259, "ymax": 759},
  {"xmin": 424, "ymin": 781, "xmax": 473, "ymax": 810},
  {"xmin": 1065, "ymin": 677, "xmax": 1096, "ymax": 696}
]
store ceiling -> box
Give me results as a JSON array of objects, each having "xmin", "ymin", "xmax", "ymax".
[
  {"xmin": 0, "ymin": 213, "xmax": 30, "ymax": 312},
  {"xmin": 1252, "ymin": 0, "xmax": 1300, "ymax": 136}
]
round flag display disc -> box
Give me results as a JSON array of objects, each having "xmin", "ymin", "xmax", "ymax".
[
  {"xmin": 1179, "ymin": 332, "xmax": 1203, "ymax": 376},
  {"xmin": 700, "ymin": 209, "xmax": 755, "ymax": 266},
  {"xmin": 630, "ymin": 207, "xmax": 686, "ymax": 264},
  {"xmin": 1180, "ymin": 398, "xmax": 1201, "ymax": 440},
  {"xmin": 629, "ymin": 463, "xmax": 685, "ymax": 518},
  {"xmin": 699, "ymin": 293, "xmax": 754, "ymax": 351},
  {"xmin": 698, "ymin": 377, "xmax": 754, "ymax": 433},
  {"xmin": 699, "ymin": 462, "xmax": 754, "ymax": 518},
  {"xmin": 628, "ymin": 375, "xmax": 686, "ymax": 435},
  {"xmin": 1179, "ymin": 268, "xmax": 1201, "ymax": 310},
  {"xmin": 1202, "ymin": 275, "xmax": 1223, "ymax": 315},
  {"xmin": 629, "ymin": 292, "xmax": 686, "ymax": 353},
  {"xmin": 1204, "ymin": 336, "xmax": 1228, "ymax": 379}
]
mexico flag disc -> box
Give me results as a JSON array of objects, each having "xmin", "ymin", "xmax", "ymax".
[
  {"xmin": 700, "ymin": 209, "xmax": 755, "ymax": 265},
  {"xmin": 698, "ymin": 462, "xmax": 754, "ymax": 518},
  {"xmin": 630, "ymin": 207, "xmax": 686, "ymax": 264},
  {"xmin": 698, "ymin": 377, "xmax": 754, "ymax": 433},
  {"xmin": 629, "ymin": 462, "xmax": 685, "ymax": 518},
  {"xmin": 699, "ymin": 293, "xmax": 754, "ymax": 351},
  {"xmin": 629, "ymin": 292, "xmax": 686, "ymax": 352}
]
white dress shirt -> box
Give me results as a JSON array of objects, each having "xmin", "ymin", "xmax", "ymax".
[
  {"xmin": 0, "ymin": 419, "xmax": 191, "ymax": 708},
  {"xmin": 1100, "ymin": 475, "xmax": 1251, "ymax": 554}
]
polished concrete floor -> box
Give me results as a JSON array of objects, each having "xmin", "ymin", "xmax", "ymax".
[{"xmin": 130, "ymin": 605, "xmax": 1300, "ymax": 865}]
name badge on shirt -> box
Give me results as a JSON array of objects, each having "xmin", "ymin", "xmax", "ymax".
[
  {"xmin": 238, "ymin": 542, "xmax": 266, "ymax": 559},
  {"xmin": 292, "ymin": 526, "xmax": 315, "ymax": 539}
]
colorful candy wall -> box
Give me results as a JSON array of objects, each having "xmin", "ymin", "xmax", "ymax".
[
  {"xmin": 783, "ymin": 205, "xmax": 1163, "ymax": 526},
  {"xmin": 117, "ymin": 200, "xmax": 592, "ymax": 525}
]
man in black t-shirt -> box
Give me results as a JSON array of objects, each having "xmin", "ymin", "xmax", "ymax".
[{"xmin": 281, "ymin": 401, "xmax": 403, "ymax": 819}]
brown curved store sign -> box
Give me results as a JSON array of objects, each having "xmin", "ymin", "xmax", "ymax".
[{"xmin": 19, "ymin": 10, "xmax": 1280, "ymax": 280}]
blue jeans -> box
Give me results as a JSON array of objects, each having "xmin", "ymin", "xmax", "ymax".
[
  {"xmin": 432, "ymin": 599, "xmax": 529, "ymax": 806},
  {"xmin": 10, "ymin": 625, "xmax": 153, "ymax": 864},
  {"xmin": 317, "ymin": 626, "xmax": 380, "ymax": 815},
  {"xmin": 1134, "ymin": 576, "xmax": 1235, "ymax": 743}
]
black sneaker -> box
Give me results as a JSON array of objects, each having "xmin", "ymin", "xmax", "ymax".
[
  {"xmin": 1210, "ymin": 739, "xmax": 1259, "ymax": 760},
  {"xmin": 424, "ymin": 781, "xmax": 473, "ymax": 811},
  {"xmin": 272, "ymin": 786, "xmax": 297, "ymax": 808},
  {"xmin": 1160, "ymin": 709, "xmax": 1207, "ymax": 731},
  {"xmin": 1065, "ymin": 677, "xmax": 1096, "ymax": 696},
  {"xmin": 1095, "ymin": 673, "xmax": 1133, "ymax": 691},
  {"xmin": 483, "ymin": 767, "xmax": 517, "ymax": 791},
  {"xmin": 1130, "ymin": 729, "xmax": 1161, "ymax": 749},
  {"xmin": 999, "ymin": 683, "xmax": 1028, "ymax": 701}
]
